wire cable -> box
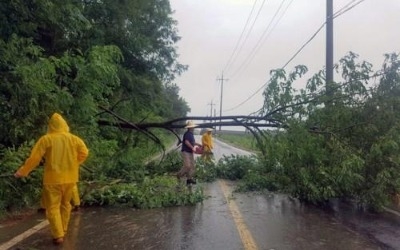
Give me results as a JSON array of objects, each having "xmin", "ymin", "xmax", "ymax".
[
  {"xmin": 334, "ymin": 0, "xmax": 365, "ymax": 18},
  {"xmin": 223, "ymin": 0, "xmax": 259, "ymax": 73},
  {"xmin": 334, "ymin": 0, "xmax": 358, "ymax": 17},
  {"xmin": 224, "ymin": 0, "xmax": 367, "ymax": 112},
  {"xmin": 225, "ymin": 0, "xmax": 268, "ymax": 76},
  {"xmin": 282, "ymin": 0, "xmax": 365, "ymax": 69},
  {"xmin": 229, "ymin": 0, "xmax": 291, "ymax": 80}
]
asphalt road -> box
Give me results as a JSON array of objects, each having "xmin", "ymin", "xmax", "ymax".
[{"xmin": 1, "ymin": 137, "xmax": 398, "ymax": 250}]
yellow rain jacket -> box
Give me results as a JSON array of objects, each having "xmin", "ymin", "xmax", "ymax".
[
  {"xmin": 201, "ymin": 132, "xmax": 214, "ymax": 152},
  {"xmin": 17, "ymin": 113, "xmax": 89, "ymax": 184}
]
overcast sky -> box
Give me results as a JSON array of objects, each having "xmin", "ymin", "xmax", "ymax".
[{"xmin": 169, "ymin": 0, "xmax": 400, "ymax": 118}]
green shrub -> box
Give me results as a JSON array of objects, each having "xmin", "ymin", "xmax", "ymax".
[
  {"xmin": 0, "ymin": 141, "xmax": 43, "ymax": 217},
  {"xmin": 216, "ymin": 154, "xmax": 259, "ymax": 180},
  {"xmin": 146, "ymin": 150, "xmax": 182, "ymax": 176},
  {"xmin": 237, "ymin": 172, "xmax": 280, "ymax": 192},
  {"xmin": 195, "ymin": 158, "xmax": 218, "ymax": 182}
]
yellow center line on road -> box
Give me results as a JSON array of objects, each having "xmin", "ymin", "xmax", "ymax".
[
  {"xmin": 0, "ymin": 219, "xmax": 49, "ymax": 250},
  {"xmin": 219, "ymin": 180, "xmax": 258, "ymax": 250}
]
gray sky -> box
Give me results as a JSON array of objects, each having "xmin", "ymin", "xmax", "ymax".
[{"xmin": 169, "ymin": 0, "xmax": 400, "ymax": 117}]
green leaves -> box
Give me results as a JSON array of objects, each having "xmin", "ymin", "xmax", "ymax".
[
  {"xmin": 0, "ymin": 141, "xmax": 43, "ymax": 213},
  {"xmin": 82, "ymin": 176, "xmax": 204, "ymax": 209},
  {"xmin": 0, "ymin": 0, "xmax": 193, "ymax": 217},
  {"xmin": 248, "ymin": 52, "xmax": 400, "ymax": 209}
]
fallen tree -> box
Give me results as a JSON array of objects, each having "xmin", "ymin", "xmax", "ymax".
[{"xmin": 97, "ymin": 106, "xmax": 285, "ymax": 158}]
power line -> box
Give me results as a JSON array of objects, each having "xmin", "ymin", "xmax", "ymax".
[
  {"xmin": 227, "ymin": 58, "xmax": 400, "ymax": 115},
  {"xmin": 334, "ymin": 0, "xmax": 358, "ymax": 17},
  {"xmin": 223, "ymin": 0, "xmax": 258, "ymax": 73},
  {"xmin": 334, "ymin": 0, "xmax": 365, "ymax": 18},
  {"xmin": 281, "ymin": 0, "xmax": 367, "ymax": 70},
  {"xmin": 225, "ymin": 0, "xmax": 268, "ymax": 76},
  {"xmin": 283, "ymin": 0, "xmax": 365, "ymax": 69},
  {"xmin": 224, "ymin": 0, "xmax": 367, "ymax": 113},
  {"xmin": 229, "ymin": 0, "xmax": 292, "ymax": 80},
  {"xmin": 281, "ymin": 23, "xmax": 325, "ymax": 69}
]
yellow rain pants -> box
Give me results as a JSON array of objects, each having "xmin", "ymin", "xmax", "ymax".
[
  {"xmin": 43, "ymin": 183, "xmax": 75, "ymax": 238},
  {"xmin": 41, "ymin": 183, "xmax": 80, "ymax": 208},
  {"xmin": 71, "ymin": 184, "xmax": 80, "ymax": 207},
  {"xmin": 201, "ymin": 132, "xmax": 214, "ymax": 163}
]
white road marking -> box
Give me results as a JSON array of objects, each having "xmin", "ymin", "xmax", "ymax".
[{"xmin": 0, "ymin": 220, "xmax": 48, "ymax": 250}]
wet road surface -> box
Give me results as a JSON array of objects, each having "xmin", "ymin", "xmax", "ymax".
[
  {"xmin": 0, "ymin": 181, "xmax": 395, "ymax": 250},
  {"xmin": 1, "ymin": 180, "xmax": 384, "ymax": 250},
  {"xmin": 1, "ymin": 137, "xmax": 399, "ymax": 249}
]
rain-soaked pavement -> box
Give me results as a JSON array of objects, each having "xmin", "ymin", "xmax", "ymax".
[
  {"xmin": 1, "ymin": 137, "xmax": 400, "ymax": 249},
  {"xmin": 1, "ymin": 180, "xmax": 390, "ymax": 250}
]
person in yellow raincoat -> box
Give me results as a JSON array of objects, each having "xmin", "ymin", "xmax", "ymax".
[
  {"xmin": 201, "ymin": 128, "xmax": 214, "ymax": 162},
  {"xmin": 14, "ymin": 113, "xmax": 89, "ymax": 245}
]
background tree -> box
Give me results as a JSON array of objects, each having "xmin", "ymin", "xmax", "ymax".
[
  {"xmin": 0, "ymin": 0, "xmax": 192, "ymax": 214},
  {"xmin": 255, "ymin": 52, "xmax": 400, "ymax": 209}
]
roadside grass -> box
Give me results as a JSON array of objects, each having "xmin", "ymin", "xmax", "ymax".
[{"xmin": 216, "ymin": 133, "xmax": 260, "ymax": 153}]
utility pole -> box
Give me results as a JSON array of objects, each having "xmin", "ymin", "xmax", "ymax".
[
  {"xmin": 326, "ymin": 0, "xmax": 334, "ymax": 95},
  {"xmin": 217, "ymin": 73, "xmax": 228, "ymax": 131},
  {"xmin": 208, "ymin": 100, "xmax": 215, "ymax": 117}
]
